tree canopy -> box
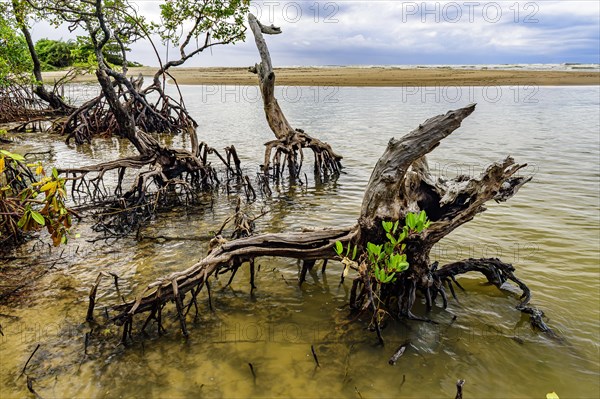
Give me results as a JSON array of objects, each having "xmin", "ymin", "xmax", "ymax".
[{"xmin": 0, "ymin": 5, "xmax": 32, "ymax": 85}]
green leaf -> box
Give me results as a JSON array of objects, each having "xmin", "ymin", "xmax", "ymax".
[
  {"xmin": 388, "ymin": 253, "xmax": 399, "ymax": 269},
  {"xmin": 0, "ymin": 150, "xmax": 25, "ymax": 162},
  {"xmin": 52, "ymin": 167, "xmax": 58, "ymax": 178},
  {"xmin": 383, "ymin": 242, "xmax": 392, "ymax": 255},
  {"xmin": 30, "ymin": 211, "xmax": 45, "ymax": 226},
  {"xmin": 398, "ymin": 261, "xmax": 409, "ymax": 272},
  {"xmin": 399, "ymin": 231, "xmax": 407, "ymax": 242},
  {"xmin": 17, "ymin": 213, "xmax": 28, "ymax": 228},
  {"xmin": 352, "ymin": 245, "xmax": 357, "ymax": 260},
  {"xmin": 367, "ymin": 242, "xmax": 379, "ymax": 256},
  {"xmin": 406, "ymin": 212, "xmax": 416, "ymax": 229},
  {"xmin": 382, "ymin": 221, "xmax": 393, "ymax": 233},
  {"xmin": 392, "ymin": 220, "xmax": 399, "ymax": 234},
  {"xmin": 345, "ymin": 243, "xmax": 351, "ymax": 257},
  {"xmin": 334, "ymin": 241, "xmax": 343, "ymax": 256}
]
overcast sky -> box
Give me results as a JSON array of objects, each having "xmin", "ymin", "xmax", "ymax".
[{"xmin": 28, "ymin": 0, "xmax": 600, "ymax": 66}]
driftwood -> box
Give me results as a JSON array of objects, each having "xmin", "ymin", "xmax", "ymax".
[
  {"xmin": 248, "ymin": 14, "xmax": 342, "ymax": 179},
  {"xmin": 89, "ymin": 104, "xmax": 554, "ymax": 345}
]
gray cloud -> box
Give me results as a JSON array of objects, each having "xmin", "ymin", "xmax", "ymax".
[{"xmin": 27, "ymin": 1, "xmax": 600, "ymax": 66}]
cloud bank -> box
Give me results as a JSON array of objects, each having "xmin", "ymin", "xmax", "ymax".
[{"xmin": 28, "ymin": 0, "xmax": 600, "ymax": 66}]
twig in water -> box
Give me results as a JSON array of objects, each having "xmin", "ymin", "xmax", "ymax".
[
  {"xmin": 354, "ymin": 386, "xmax": 363, "ymax": 399},
  {"xmin": 388, "ymin": 341, "xmax": 410, "ymax": 365},
  {"xmin": 311, "ymin": 345, "xmax": 320, "ymax": 368},
  {"xmin": 21, "ymin": 343, "xmax": 41, "ymax": 376},
  {"xmin": 84, "ymin": 331, "xmax": 90, "ymax": 355},
  {"xmin": 27, "ymin": 376, "xmax": 44, "ymax": 399},
  {"xmin": 455, "ymin": 379, "xmax": 465, "ymax": 399},
  {"xmin": 248, "ymin": 362, "xmax": 257, "ymax": 385}
]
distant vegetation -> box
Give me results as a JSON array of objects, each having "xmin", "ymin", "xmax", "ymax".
[
  {"xmin": 34, "ymin": 37, "xmax": 143, "ymax": 70},
  {"xmin": 0, "ymin": 14, "xmax": 31, "ymax": 85},
  {"xmin": 0, "ymin": 24, "xmax": 142, "ymax": 79}
]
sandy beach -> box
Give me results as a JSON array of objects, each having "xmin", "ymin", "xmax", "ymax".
[{"xmin": 42, "ymin": 66, "xmax": 600, "ymax": 87}]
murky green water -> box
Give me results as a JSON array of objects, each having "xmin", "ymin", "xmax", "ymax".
[{"xmin": 1, "ymin": 85, "xmax": 599, "ymax": 398}]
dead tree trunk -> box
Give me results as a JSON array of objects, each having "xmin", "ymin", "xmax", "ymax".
[
  {"xmin": 247, "ymin": 14, "xmax": 342, "ymax": 179},
  {"xmin": 89, "ymin": 104, "xmax": 555, "ymax": 344}
]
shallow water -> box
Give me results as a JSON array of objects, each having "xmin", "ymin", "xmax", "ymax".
[{"xmin": 1, "ymin": 84, "xmax": 599, "ymax": 398}]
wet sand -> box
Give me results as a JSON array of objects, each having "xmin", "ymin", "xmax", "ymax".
[{"xmin": 43, "ymin": 66, "xmax": 600, "ymax": 86}]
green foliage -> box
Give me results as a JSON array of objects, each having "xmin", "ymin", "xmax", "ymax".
[
  {"xmin": 69, "ymin": 36, "xmax": 142, "ymax": 68},
  {"xmin": 157, "ymin": 0, "xmax": 250, "ymax": 47},
  {"xmin": 369, "ymin": 211, "xmax": 430, "ymax": 284},
  {"xmin": 35, "ymin": 38, "xmax": 73, "ymax": 69},
  {"xmin": 0, "ymin": 150, "xmax": 73, "ymax": 247},
  {"xmin": 405, "ymin": 210, "xmax": 431, "ymax": 233},
  {"xmin": 34, "ymin": 37, "xmax": 142, "ymax": 70},
  {"xmin": 0, "ymin": 5, "xmax": 32, "ymax": 86},
  {"xmin": 334, "ymin": 211, "xmax": 431, "ymax": 284}
]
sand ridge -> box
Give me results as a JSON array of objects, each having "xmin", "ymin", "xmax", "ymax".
[{"xmin": 43, "ymin": 66, "xmax": 600, "ymax": 86}]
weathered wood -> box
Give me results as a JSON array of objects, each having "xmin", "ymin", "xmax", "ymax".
[
  {"xmin": 109, "ymin": 227, "xmax": 357, "ymax": 324},
  {"xmin": 357, "ymin": 103, "xmax": 531, "ymax": 286},
  {"xmin": 248, "ymin": 14, "xmax": 342, "ymax": 177},
  {"xmin": 92, "ymin": 104, "xmax": 550, "ymax": 344},
  {"xmin": 359, "ymin": 104, "xmax": 476, "ymax": 226}
]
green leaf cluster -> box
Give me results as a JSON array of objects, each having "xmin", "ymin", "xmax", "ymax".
[
  {"xmin": 333, "ymin": 211, "xmax": 431, "ymax": 285},
  {"xmin": 1, "ymin": 151, "xmax": 73, "ymax": 247},
  {"xmin": 34, "ymin": 37, "xmax": 142, "ymax": 71},
  {"xmin": 158, "ymin": 0, "xmax": 250, "ymax": 46},
  {"xmin": 405, "ymin": 210, "xmax": 431, "ymax": 233}
]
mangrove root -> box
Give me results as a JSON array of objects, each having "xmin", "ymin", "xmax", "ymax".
[
  {"xmin": 248, "ymin": 14, "xmax": 342, "ymax": 179},
  {"xmin": 87, "ymin": 104, "xmax": 553, "ymax": 346}
]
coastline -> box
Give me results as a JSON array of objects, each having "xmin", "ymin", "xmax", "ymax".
[{"xmin": 42, "ymin": 66, "xmax": 600, "ymax": 86}]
